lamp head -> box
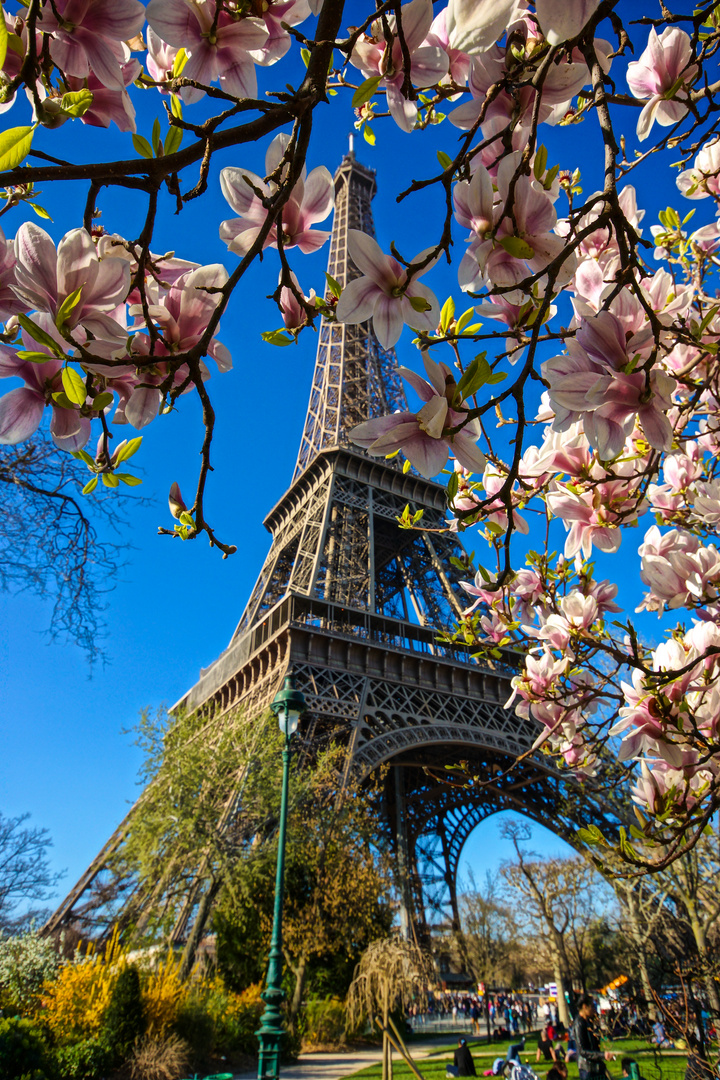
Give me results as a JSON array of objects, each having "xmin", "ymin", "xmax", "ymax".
[{"xmin": 270, "ymin": 671, "xmax": 307, "ymax": 737}]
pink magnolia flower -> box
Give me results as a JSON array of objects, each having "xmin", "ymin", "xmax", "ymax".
[
  {"xmin": 145, "ymin": 0, "xmax": 268, "ymax": 104},
  {"xmin": 37, "ymin": 0, "xmax": 145, "ymax": 91},
  {"xmin": 454, "ymin": 151, "xmax": 574, "ymax": 301},
  {"xmin": 677, "ymin": 137, "xmax": 720, "ymax": 199},
  {"xmin": 251, "ymin": 0, "xmax": 311, "ymax": 66},
  {"xmin": 146, "ymin": 26, "xmax": 178, "ymax": 85},
  {"xmin": 219, "ymin": 133, "xmax": 334, "ymax": 257},
  {"xmin": 543, "ymin": 310, "xmax": 676, "ymax": 459},
  {"xmin": 637, "ymin": 525, "xmax": 720, "ymax": 612},
  {"xmin": 13, "ymin": 223, "xmax": 130, "ymax": 348},
  {"xmin": 124, "ymin": 263, "xmax": 232, "ymax": 428},
  {"xmin": 0, "ymin": 317, "xmax": 91, "ymax": 449},
  {"xmin": 626, "ymin": 27, "xmax": 698, "ymax": 142},
  {"xmin": 547, "ymin": 483, "xmax": 631, "ymax": 561},
  {"xmin": 335, "ymin": 229, "xmax": 440, "ymax": 349},
  {"xmin": 350, "ymin": 352, "xmax": 486, "ymax": 478},
  {"xmin": 424, "ymin": 7, "xmax": 471, "ymax": 92},
  {"xmin": 278, "ymin": 272, "xmax": 316, "ymax": 330},
  {"xmin": 67, "ymin": 59, "xmax": 140, "ymax": 132},
  {"xmin": 349, "ymin": 0, "xmax": 448, "ymax": 133}
]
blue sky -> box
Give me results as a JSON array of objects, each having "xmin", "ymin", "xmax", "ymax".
[{"xmin": 0, "ymin": 2, "xmax": 706, "ymax": 911}]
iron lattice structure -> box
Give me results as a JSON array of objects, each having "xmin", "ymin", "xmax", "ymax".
[{"xmin": 46, "ymin": 151, "xmax": 624, "ymax": 947}]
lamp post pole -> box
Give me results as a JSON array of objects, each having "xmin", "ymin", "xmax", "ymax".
[{"xmin": 256, "ymin": 671, "xmax": 307, "ymax": 1080}]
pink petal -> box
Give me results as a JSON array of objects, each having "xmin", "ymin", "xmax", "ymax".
[
  {"xmin": 145, "ymin": 0, "xmax": 203, "ymax": 48},
  {"xmin": 57, "ymin": 228, "xmax": 97, "ymax": 302},
  {"xmin": 0, "ymin": 386, "xmax": 44, "ymax": 443},
  {"xmin": 403, "ymin": 432, "xmax": 449, "ymax": 477},
  {"xmin": 400, "ymin": 0, "xmax": 434, "ymax": 52},
  {"xmin": 335, "ymin": 276, "xmax": 380, "ymax": 324},
  {"xmin": 372, "ymin": 293, "xmax": 404, "ymax": 349},
  {"xmin": 347, "ymin": 230, "xmax": 395, "ymax": 290},
  {"xmin": 125, "ymin": 387, "xmax": 161, "ymax": 428},
  {"xmin": 219, "ymin": 168, "xmax": 267, "ymax": 216},
  {"xmin": 300, "ymin": 167, "xmax": 334, "ymax": 225},
  {"xmin": 73, "ymin": 27, "xmax": 125, "ymax": 89},
  {"xmin": 535, "ymin": 0, "xmax": 599, "ymax": 45},
  {"xmin": 14, "ymin": 223, "xmax": 58, "ymax": 313}
]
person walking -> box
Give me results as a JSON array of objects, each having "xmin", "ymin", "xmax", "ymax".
[{"xmin": 572, "ymin": 997, "xmax": 615, "ymax": 1080}]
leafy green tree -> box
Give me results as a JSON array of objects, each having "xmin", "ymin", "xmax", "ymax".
[{"xmin": 103, "ymin": 964, "xmax": 145, "ymax": 1057}]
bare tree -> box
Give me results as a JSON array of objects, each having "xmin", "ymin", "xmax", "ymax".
[
  {"xmin": 0, "ymin": 430, "xmax": 137, "ymax": 662},
  {"xmin": 0, "ymin": 813, "xmax": 64, "ymax": 929},
  {"xmin": 654, "ymin": 828, "xmax": 720, "ymax": 1015},
  {"xmin": 457, "ymin": 870, "xmax": 519, "ymax": 987}
]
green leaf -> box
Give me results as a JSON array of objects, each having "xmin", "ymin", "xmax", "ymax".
[
  {"xmin": 170, "ymin": 94, "xmax": 183, "ymax": 119},
  {"xmin": 179, "ymin": 510, "xmax": 195, "ymax": 526},
  {"xmin": 56, "ymin": 286, "xmax": 83, "ymax": 329},
  {"xmin": 16, "ymin": 350, "xmax": 54, "ymax": 363},
  {"xmin": 499, "ymin": 235, "xmax": 535, "ymax": 259},
  {"xmin": 114, "ymin": 435, "xmax": 143, "ymax": 463},
  {"xmin": 544, "ymin": 163, "xmax": 560, "ymax": 189},
  {"xmin": 437, "ymin": 150, "xmax": 452, "ymax": 171},
  {"xmin": 102, "ymin": 471, "xmax": 120, "ymax": 488},
  {"xmin": 533, "ymin": 144, "xmax": 547, "ymax": 179},
  {"xmin": 172, "ymin": 47, "xmax": 188, "ymax": 77},
  {"xmin": 116, "ymin": 473, "xmax": 143, "ymax": 486},
  {"xmin": 132, "ymin": 134, "xmax": 153, "ymax": 160},
  {"xmin": 151, "ymin": 117, "xmax": 161, "ymax": 155},
  {"xmin": 409, "ymin": 294, "xmax": 431, "ymax": 313},
  {"xmin": 324, "ymin": 272, "xmax": 342, "ymax": 299},
  {"xmin": 402, "ymin": 458, "xmax": 411, "ymax": 474},
  {"xmin": 300, "ymin": 47, "xmax": 310, "ymax": 67},
  {"xmin": 93, "ymin": 391, "xmax": 113, "ymax": 411},
  {"xmin": 261, "ymin": 329, "xmax": 293, "ymax": 346},
  {"xmin": 440, "ymin": 295, "xmax": 455, "ymax": 333},
  {"xmin": 61, "ymin": 366, "xmax": 87, "ymax": 406},
  {"xmin": 352, "ymin": 75, "xmax": 381, "ymax": 108},
  {"xmin": 164, "ymin": 125, "xmax": 183, "ymax": 156},
  {"xmin": 487, "ymin": 371, "xmax": 507, "ymax": 384},
  {"xmin": 59, "ymin": 89, "xmax": 93, "ymax": 118},
  {"xmin": 0, "ymin": 125, "xmax": 35, "ymax": 171},
  {"xmin": 72, "ymin": 449, "xmax": 95, "ymax": 467},
  {"xmin": 82, "ymin": 476, "xmax": 99, "ymax": 495},
  {"xmin": 363, "ymin": 124, "xmax": 376, "ymax": 146},
  {"xmin": 17, "ymin": 314, "xmax": 64, "ymax": 356},
  {"xmin": 447, "ymin": 468, "xmax": 459, "ymax": 502},
  {"xmin": 457, "ymin": 352, "xmax": 490, "ymax": 399},
  {"xmin": 0, "ymin": 12, "xmax": 8, "ymax": 73},
  {"xmin": 28, "ymin": 202, "xmax": 52, "ymax": 220},
  {"xmin": 456, "ymin": 307, "xmax": 475, "ymax": 334}
]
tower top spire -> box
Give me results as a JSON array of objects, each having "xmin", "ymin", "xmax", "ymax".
[
  {"xmin": 348, "ymin": 131, "xmax": 355, "ymax": 155},
  {"xmin": 292, "ymin": 150, "xmax": 404, "ymax": 481}
]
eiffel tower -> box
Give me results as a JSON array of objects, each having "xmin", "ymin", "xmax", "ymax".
[{"xmin": 46, "ymin": 147, "xmax": 622, "ymax": 950}]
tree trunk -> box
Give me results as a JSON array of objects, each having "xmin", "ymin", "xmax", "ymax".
[
  {"xmin": 549, "ymin": 945, "xmax": 571, "ymax": 1027},
  {"xmin": 287, "ymin": 953, "xmax": 308, "ymax": 1033},
  {"xmin": 689, "ymin": 915, "xmax": 720, "ymax": 1014}
]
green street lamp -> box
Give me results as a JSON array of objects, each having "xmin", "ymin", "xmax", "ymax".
[{"xmin": 256, "ymin": 670, "xmax": 308, "ymax": 1080}]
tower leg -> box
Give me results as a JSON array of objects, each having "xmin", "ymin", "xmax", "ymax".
[{"xmin": 393, "ymin": 765, "xmax": 413, "ymax": 941}]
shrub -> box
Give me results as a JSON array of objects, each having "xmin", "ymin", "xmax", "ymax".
[
  {"xmin": 172, "ymin": 997, "xmax": 215, "ymax": 1066},
  {"xmin": 0, "ymin": 931, "xmax": 60, "ymax": 1015},
  {"xmin": 129, "ymin": 1034, "xmax": 190, "ymax": 1080},
  {"xmin": 103, "ymin": 964, "xmax": 145, "ymax": 1055},
  {"xmin": 303, "ymin": 995, "xmax": 346, "ymax": 1047},
  {"xmin": 0, "ymin": 1016, "xmax": 54, "ymax": 1080},
  {"xmin": 142, "ymin": 953, "xmax": 186, "ymax": 1039},
  {"xmin": 54, "ymin": 1037, "xmax": 114, "ymax": 1080},
  {"xmin": 204, "ymin": 979, "xmax": 263, "ymax": 1057},
  {"xmin": 40, "ymin": 930, "xmax": 125, "ymax": 1044}
]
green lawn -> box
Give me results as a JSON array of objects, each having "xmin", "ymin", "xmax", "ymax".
[{"xmin": 345, "ymin": 1035, "xmax": 699, "ymax": 1080}]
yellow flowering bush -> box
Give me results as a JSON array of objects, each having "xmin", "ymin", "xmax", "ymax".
[
  {"xmin": 39, "ymin": 930, "xmax": 125, "ymax": 1043},
  {"xmin": 142, "ymin": 951, "xmax": 187, "ymax": 1038}
]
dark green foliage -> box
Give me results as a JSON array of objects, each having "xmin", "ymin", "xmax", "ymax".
[
  {"xmin": 54, "ymin": 1038, "xmax": 113, "ymax": 1080},
  {"xmin": 214, "ymin": 907, "xmax": 265, "ymax": 993},
  {"xmin": 0, "ymin": 1017, "xmax": 54, "ymax": 1080},
  {"xmin": 173, "ymin": 999, "xmax": 215, "ymax": 1066},
  {"xmin": 102, "ymin": 964, "xmax": 145, "ymax": 1055}
]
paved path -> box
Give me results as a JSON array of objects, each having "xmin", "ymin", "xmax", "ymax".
[{"xmin": 232, "ymin": 1036, "xmax": 454, "ymax": 1079}]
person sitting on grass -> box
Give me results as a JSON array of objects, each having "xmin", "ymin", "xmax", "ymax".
[
  {"xmin": 453, "ymin": 1037, "xmax": 477, "ymax": 1077},
  {"xmin": 537, "ymin": 1027, "xmax": 558, "ymax": 1063},
  {"xmin": 547, "ymin": 1063, "xmax": 569, "ymax": 1080},
  {"xmin": 507, "ymin": 1038, "xmax": 527, "ymax": 1063}
]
